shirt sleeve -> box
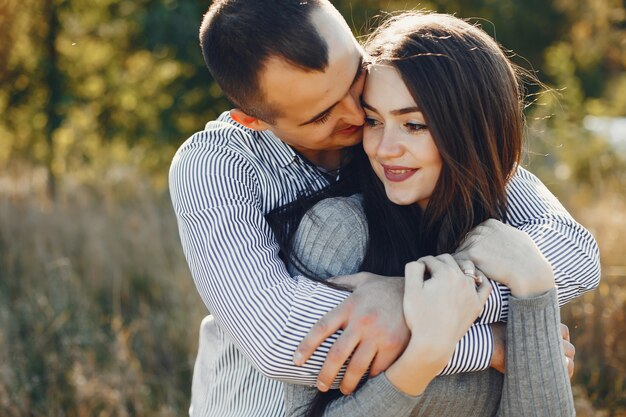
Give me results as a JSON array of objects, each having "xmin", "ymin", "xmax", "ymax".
[
  {"xmin": 505, "ymin": 167, "xmax": 601, "ymax": 306},
  {"xmin": 284, "ymin": 373, "xmax": 424, "ymax": 417},
  {"xmin": 169, "ymin": 128, "xmax": 351, "ymax": 385}
]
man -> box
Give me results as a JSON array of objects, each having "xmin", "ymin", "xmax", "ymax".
[{"xmin": 169, "ymin": 1, "xmax": 600, "ymax": 415}]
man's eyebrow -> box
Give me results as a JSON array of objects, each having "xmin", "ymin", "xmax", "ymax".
[
  {"xmin": 361, "ymin": 99, "xmax": 377, "ymax": 113},
  {"xmin": 361, "ymin": 99, "xmax": 421, "ymax": 116},
  {"xmin": 299, "ymin": 56, "xmax": 364, "ymax": 126}
]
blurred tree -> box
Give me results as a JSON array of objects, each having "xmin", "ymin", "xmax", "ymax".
[
  {"xmin": 0, "ymin": 0, "xmax": 624, "ymax": 196},
  {"xmin": 525, "ymin": 0, "xmax": 626, "ymax": 198}
]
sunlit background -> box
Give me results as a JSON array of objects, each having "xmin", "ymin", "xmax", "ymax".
[{"xmin": 1, "ymin": 0, "xmax": 625, "ymax": 415}]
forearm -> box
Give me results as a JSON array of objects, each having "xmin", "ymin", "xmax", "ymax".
[
  {"xmin": 497, "ymin": 288, "xmax": 575, "ymax": 416},
  {"xmin": 178, "ymin": 211, "xmax": 353, "ymax": 382},
  {"xmin": 170, "ymin": 143, "xmax": 351, "ymax": 384},
  {"xmin": 438, "ymin": 324, "xmax": 494, "ymax": 375},
  {"xmin": 507, "ymin": 167, "xmax": 600, "ymax": 304}
]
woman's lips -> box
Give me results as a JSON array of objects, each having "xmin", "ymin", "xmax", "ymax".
[{"xmin": 382, "ymin": 165, "xmax": 418, "ymax": 182}]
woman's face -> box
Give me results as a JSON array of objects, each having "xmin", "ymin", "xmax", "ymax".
[{"xmin": 362, "ymin": 64, "xmax": 442, "ymax": 209}]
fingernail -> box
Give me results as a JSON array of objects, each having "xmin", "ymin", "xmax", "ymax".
[
  {"xmin": 293, "ymin": 351, "xmax": 303, "ymax": 366},
  {"xmin": 317, "ymin": 381, "xmax": 328, "ymax": 392}
]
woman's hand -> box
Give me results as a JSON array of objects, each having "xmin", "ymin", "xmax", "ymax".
[
  {"xmin": 385, "ymin": 255, "xmax": 491, "ymax": 396},
  {"xmin": 403, "ymin": 255, "xmax": 490, "ymax": 338},
  {"xmin": 455, "ymin": 219, "xmax": 555, "ymax": 298}
]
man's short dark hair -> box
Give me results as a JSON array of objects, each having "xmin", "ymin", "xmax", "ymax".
[{"xmin": 200, "ymin": 0, "xmax": 330, "ymax": 122}]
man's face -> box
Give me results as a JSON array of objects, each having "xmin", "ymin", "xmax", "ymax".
[{"xmin": 256, "ymin": 6, "xmax": 365, "ymax": 167}]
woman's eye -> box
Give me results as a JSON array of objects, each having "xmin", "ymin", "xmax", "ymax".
[
  {"xmin": 405, "ymin": 122, "xmax": 427, "ymax": 133},
  {"xmin": 364, "ymin": 117, "xmax": 380, "ymax": 127}
]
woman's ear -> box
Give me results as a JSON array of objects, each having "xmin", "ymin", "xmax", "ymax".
[{"xmin": 230, "ymin": 109, "xmax": 271, "ymax": 131}]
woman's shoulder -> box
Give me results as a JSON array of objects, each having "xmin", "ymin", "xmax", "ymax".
[
  {"xmin": 290, "ymin": 194, "xmax": 368, "ymax": 278},
  {"xmin": 306, "ymin": 194, "xmax": 365, "ymax": 220},
  {"xmin": 302, "ymin": 194, "xmax": 367, "ymax": 236}
]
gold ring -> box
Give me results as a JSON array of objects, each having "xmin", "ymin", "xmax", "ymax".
[{"xmin": 463, "ymin": 270, "xmax": 483, "ymax": 285}]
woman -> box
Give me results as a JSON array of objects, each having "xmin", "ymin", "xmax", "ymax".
[{"xmin": 282, "ymin": 12, "xmax": 576, "ymax": 416}]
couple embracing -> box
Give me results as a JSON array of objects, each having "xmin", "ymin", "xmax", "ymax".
[{"xmin": 169, "ymin": 1, "xmax": 600, "ymax": 416}]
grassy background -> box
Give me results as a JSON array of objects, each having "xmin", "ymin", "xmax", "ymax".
[{"xmin": 0, "ymin": 165, "xmax": 205, "ymax": 416}]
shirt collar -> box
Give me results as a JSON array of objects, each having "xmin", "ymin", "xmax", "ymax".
[
  {"xmin": 214, "ymin": 111, "xmax": 300, "ymax": 169},
  {"xmin": 257, "ymin": 130, "xmax": 299, "ymax": 168}
]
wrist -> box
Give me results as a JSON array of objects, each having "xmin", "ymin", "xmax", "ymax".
[
  {"xmin": 508, "ymin": 261, "xmax": 555, "ymax": 299},
  {"xmin": 386, "ymin": 339, "xmax": 448, "ymax": 396},
  {"xmin": 509, "ymin": 278, "xmax": 555, "ymax": 299},
  {"xmin": 489, "ymin": 323, "xmax": 506, "ymax": 373}
]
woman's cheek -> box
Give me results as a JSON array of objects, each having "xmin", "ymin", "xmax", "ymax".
[{"xmin": 362, "ymin": 130, "xmax": 378, "ymax": 159}]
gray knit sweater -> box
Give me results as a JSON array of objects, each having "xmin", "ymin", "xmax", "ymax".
[{"xmin": 284, "ymin": 195, "xmax": 575, "ymax": 417}]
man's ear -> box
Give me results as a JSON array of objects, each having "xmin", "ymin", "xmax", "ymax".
[{"xmin": 230, "ymin": 109, "xmax": 271, "ymax": 131}]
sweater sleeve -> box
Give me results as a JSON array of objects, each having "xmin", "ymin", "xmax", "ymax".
[
  {"xmin": 497, "ymin": 288, "xmax": 575, "ymax": 416},
  {"xmin": 284, "ymin": 373, "xmax": 424, "ymax": 417}
]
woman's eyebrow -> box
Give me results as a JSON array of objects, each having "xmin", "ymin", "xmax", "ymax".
[
  {"xmin": 361, "ymin": 99, "xmax": 421, "ymax": 116},
  {"xmin": 391, "ymin": 107, "xmax": 421, "ymax": 115}
]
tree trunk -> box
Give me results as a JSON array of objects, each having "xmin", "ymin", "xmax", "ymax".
[{"xmin": 44, "ymin": 0, "xmax": 62, "ymax": 201}]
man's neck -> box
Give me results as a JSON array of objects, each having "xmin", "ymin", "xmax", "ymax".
[{"xmin": 299, "ymin": 149, "xmax": 343, "ymax": 172}]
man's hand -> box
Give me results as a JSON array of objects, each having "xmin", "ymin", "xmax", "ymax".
[
  {"xmin": 293, "ymin": 274, "xmax": 409, "ymax": 395},
  {"xmin": 561, "ymin": 324, "xmax": 576, "ymax": 378}
]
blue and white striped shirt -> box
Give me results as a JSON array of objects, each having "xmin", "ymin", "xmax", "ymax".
[{"xmin": 169, "ymin": 112, "xmax": 600, "ymax": 416}]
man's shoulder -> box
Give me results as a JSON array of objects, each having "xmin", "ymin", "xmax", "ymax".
[
  {"xmin": 183, "ymin": 111, "xmax": 257, "ymax": 151},
  {"xmin": 505, "ymin": 166, "xmax": 570, "ymax": 223},
  {"xmin": 173, "ymin": 111, "xmax": 294, "ymax": 169}
]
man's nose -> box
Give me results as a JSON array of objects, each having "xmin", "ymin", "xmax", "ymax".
[{"xmin": 338, "ymin": 93, "xmax": 365, "ymax": 126}]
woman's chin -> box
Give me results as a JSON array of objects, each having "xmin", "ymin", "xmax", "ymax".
[{"xmin": 386, "ymin": 193, "xmax": 417, "ymax": 206}]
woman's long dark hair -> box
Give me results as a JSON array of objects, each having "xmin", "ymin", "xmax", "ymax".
[
  {"xmin": 297, "ymin": 11, "xmax": 528, "ymax": 417},
  {"xmin": 361, "ymin": 12, "xmax": 524, "ymax": 268}
]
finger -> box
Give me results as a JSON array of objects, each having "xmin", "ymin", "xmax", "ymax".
[
  {"xmin": 369, "ymin": 346, "xmax": 401, "ymax": 377},
  {"xmin": 339, "ymin": 343, "xmax": 377, "ymax": 395},
  {"xmin": 476, "ymin": 277, "xmax": 493, "ymax": 307},
  {"xmin": 316, "ymin": 328, "xmax": 360, "ymax": 392},
  {"xmin": 455, "ymin": 258, "xmax": 477, "ymax": 277},
  {"xmin": 405, "ymin": 261, "xmax": 425, "ymax": 290},
  {"xmin": 294, "ymin": 303, "xmax": 350, "ymax": 366},
  {"xmin": 474, "ymin": 269, "xmax": 487, "ymax": 286},
  {"xmin": 436, "ymin": 253, "xmax": 459, "ymax": 269},
  {"xmin": 560, "ymin": 323, "xmax": 570, "ymax": 342},
  {"xmin": 563, "ymin": 355, "xmax": 574, "ymax": 379},
  {"xmin": 562, "ymin": 340, "xmax": 575, "ymax": 361},
  {"xmin": 417, "ymin": 256, "xmax": 447, "ymax": 276},
  {"xmin": 567, "ymin": 357, "xmax": 575, "ymax": 378}
]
